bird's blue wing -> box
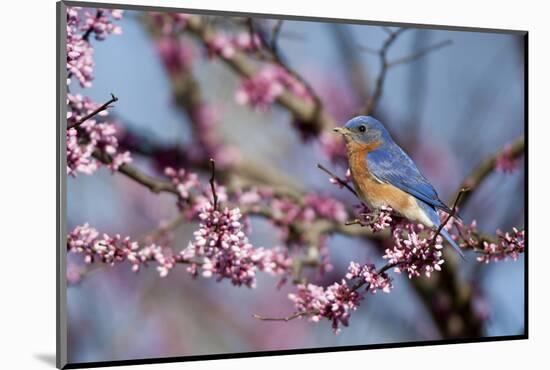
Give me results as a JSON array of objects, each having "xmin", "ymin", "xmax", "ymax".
[{"xmin": 367, "ymin": 145, "xmax": 452, "ymax": 213}]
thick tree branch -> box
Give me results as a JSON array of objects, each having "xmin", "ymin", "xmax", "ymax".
[
  {"xmin": 183, "ymin": 15, "xmax": 335, "ymax": 132},
  {"xmin": 92, "ymin": 149, "xmax": 179, "ymax": 195}
]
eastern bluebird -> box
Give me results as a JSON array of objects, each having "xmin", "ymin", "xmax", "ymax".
[{"xmin": 334, "ymin": 116, "xmax": 464, "ymax": 258}]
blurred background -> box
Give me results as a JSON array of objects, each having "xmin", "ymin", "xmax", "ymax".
[{"xmin": 66, "ymin": 7, "xmax": 525, "ymax": 363}]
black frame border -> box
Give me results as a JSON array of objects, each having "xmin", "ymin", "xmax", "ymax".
[{"xmin": 57, "ymin": 1, "xmax": 528, "ymax": 368}]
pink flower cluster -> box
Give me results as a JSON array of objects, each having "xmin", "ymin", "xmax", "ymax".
[
  {"xmin": 235, "ymin": 65, "xmax": 310, "ymax": 111},
  {"xmin": 66, "ymin": 94, "xmax": 131, "ymax": 176},
  {"xmin": 66, "ymin": 7, "xmax": 122, "ymax": 88},
  {"xmin": 187, "ymin": 103, "xmax": 239, "ymax": 168},
  {"xmin": 495, "ymin": 143, "xmax": 520, "ymax": 173},
  {"xmin": 383, "ymin": 222, "xmax": 445, "ymax": 278},
  {"xmin": 476, "ymin": 228, "xmax": 525, "ymax": 263},
  {"xmin": 270, "ymin": 193, "xmax": 348, "ymax": 241},
  {"xmin": 356, "ymin": 205, "xmax": 394, "ymax": 232},
  {"xmin": 155, "ymin": 36, "xmax": 194, "ymax": 76},
  {"xmin": 82, "ymin": 8, "xmax": 123, "ymax": 40},
  {"xmin": 180, "ymin": 204, "xmax": 292, "ymax": 287},
  {"xmin": 153, "ymin": 33, "xmax": 238, "ymax": 168},
  {"xmin": 288, "ymin": 261, "xmax": 391, "ymax": 333},
  {"xmin": 289, "ymin": 282, "xmax": 361, "ymax": 333},
  {"xmin": 205, "ymin": 31, "xmax": 262, "ymax": 59},
  {"xmin": 345, "ymin": 262, "xmax": 393, "ymax": 293},
  {"xmin": 450, "ymin": 218, "xmax": 525, "ymax": 263},
  {"xmin": 67, "ymin": 223, "xmax": 176, "ymax": 277},
  {"xmin": 164, "ymin": 167, "xmax": 200, "ymax": 200},
  {"xmin": 149, "ymin": 12, "xmax": 191, "ymax": 35}
]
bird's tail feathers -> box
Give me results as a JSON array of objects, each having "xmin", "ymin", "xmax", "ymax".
[{"xmin": 440, "ymin": 228, "xmax": 465, "ymax": 260}]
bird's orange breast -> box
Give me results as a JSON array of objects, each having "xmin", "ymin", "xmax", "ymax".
[{"xmin": 347, "ymin": 140, "xmax": 417, "ymax": 213}]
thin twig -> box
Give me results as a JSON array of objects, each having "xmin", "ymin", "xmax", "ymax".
[
  {"xmin": 271, "ymin": 19, "xmax": 284, "ymax": 58},
  {"xmin": 351, "ymin": 262, "xmax": 396, "ymax": 292},
  {"xmin": 68, "ymin": 93, "xmax": 118, "ymax": 130},
  {"xmin": 387, "ymin": 39, "xmax": 453, "ymax": 67},
  {"xmin": 317, "ymin": 163, "xmax": 358, "ymax": 197},
  {"xmin": 253, "ymin": 311, "xmax": 310, "ymax": 322},
  {"xmin": 209, "ymin": 158, "xmax": 218, "ymax": 210},
  {"xmin": 360, "ymin": 28, "xmax": 408, "ymax": 115},
  {"xmin": 430, "ymin": 187, "xmax": 469, "ymax": 248},
  {"xmin": 254, "ymin": 262, "xmax": 396, "ymax": 322}
]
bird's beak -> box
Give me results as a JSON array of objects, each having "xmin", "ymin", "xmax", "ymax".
[{"xmin": 333, "ymin": 127, "xmax": 350, "ymax": 136}]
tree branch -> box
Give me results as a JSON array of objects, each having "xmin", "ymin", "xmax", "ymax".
[
  {"xmin": 209, "ymin": 158, "xmax": 218, "ymax": 210},
  {"xmin": 359, "ymin": 28, "xmax": 408, "ymax": 115},
  {"xmin": 455, "ymin": 136, "xmax": 524, "ymax": 209},
  {"xmin": 92, "ymin": 149, "xmax": 179, "ymax": 195},
  {"xmin": 317, "ymin": 163, "xmax": 357, "ymax": 197},
  {"xmin": 387, "ymin": 39, "xmax": 452, "ymax": 68},
  {"xmin": 183, "ymin": 15, "xmax": 335, "ymax": 132},
  {"xmin": 430, "ymin": 187, "xmax": 469, "ymax": 247},
  {"xmin": 67, "ymin": 93, "xmax": 118, "ymax": 130},
  {"xmin": 253, "ymin": 311, "xmax": 310, "ymax": 322}
]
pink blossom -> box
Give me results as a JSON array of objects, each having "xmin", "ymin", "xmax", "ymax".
[
  {"xmin": 383, "ymin": 222, "xmax": 445, "ymax": 278},
  {"xmin": 81, "ymin": 9, "xmax": 123, "ymax": 40},
  {"xmin": 345, "ymin": 262, "xmax": 392, "ymax": 294},
  {"xmin": 235, "ymin": 65, "xmax": 311, "ymax": 111},
  {"xmin": 235, "ymin": 67, "xmax": 284, "ymax": 111},
  {"xmin": 155, "ymin": 36, "xmax": 194, "ymax": 76},
  {"xmin": 149, "ymin": 12, "xmax": 191, "ymax": 35},
  {"xmin": 109, "ymin": 151, "xmax": 132, "ymax": 171},
  {"xmin": 232, "ymin": 32, "xmax": 262, "ymax": 52},
  {"xmin": 304, "ymin": 194, "xmax": 348, "ymax": 223},
  {"xmin": 164, "ymin": 167, "xmax": 200, "ymax": 200},
  {"xmin": 67, "ymin": 223, "xmax": 176, "ymax": 277},
  {"xmin": 287, "ymin": 261, "xmax": 391, "ymax": 333},
  {"xmin": 205, "ymin": 32, "xmax": 236, "ymax": 59},
  {"xmin": 66, "ymin": 95, "xmax": 131, "ymax": 176},
  {"xmin": 476, "ymin": 228, "xmax": 525, "ymax": 263},
  {"xmin": 356, "ymin": 205, "xmax": 394, "ymax": 232},
  {"xmin": 66, "ymin": 7, "xmax": 123, "ymax": 87},
  {"xmin": 495, "ymin": 143, "xmax": 520, "ymax": 173},
  {"xmin": 452, "ymin": 218, "xmax": 525, "ymax": 263},
  {"xmin": 66, "ymin": 128, "xmax": 97, "ymax": 176},
  {"xmin": 288, "ymin": 280, "xmax": 361, "ymax": 334},
  {"xmin": 180, "ymin": 204, "xmax": 291, "ymax": 287}
]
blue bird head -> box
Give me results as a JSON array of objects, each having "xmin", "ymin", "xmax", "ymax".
[{"xmin": 334, "ymin": 116, "xmax": 392, "ymax": 145}]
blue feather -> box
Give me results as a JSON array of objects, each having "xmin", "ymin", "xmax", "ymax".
[
  {"xmin": 367, "ymin": 144, "xmax": 452, "ymax": 213},
  {"xmin": 441, "ymin": 229, "xmax": 465, "ymax": 260}
]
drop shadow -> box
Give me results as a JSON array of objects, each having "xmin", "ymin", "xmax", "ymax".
[{"xmin": 34, "ymin": 353, "xmax": 56, "ymax": 367}]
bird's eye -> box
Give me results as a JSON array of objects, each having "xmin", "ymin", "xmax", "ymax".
[{"xmin": 358, "ymin": 125, "xmax": 366, "ymax": 133}]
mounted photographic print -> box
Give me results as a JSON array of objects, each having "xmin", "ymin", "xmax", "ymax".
[{"xmin": 57, "ymin": 1, "xmax": 527, "ymax": 368}]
